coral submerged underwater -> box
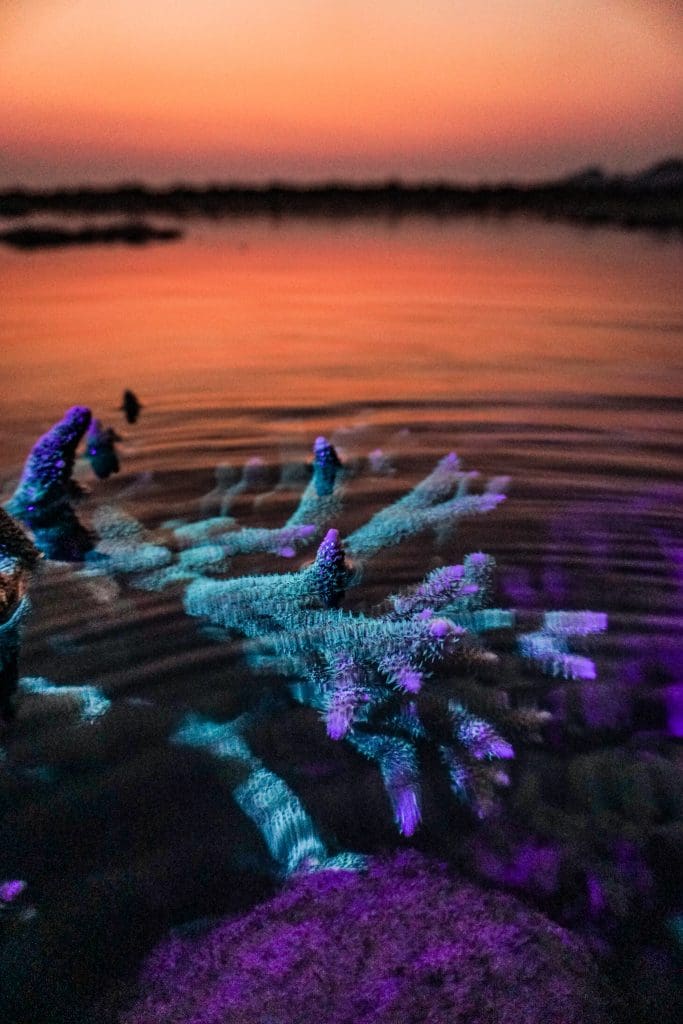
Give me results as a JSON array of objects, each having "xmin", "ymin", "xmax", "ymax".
[{"xmin": 0, "ymin": 409, "xmax": 681, "ymax": 1024}]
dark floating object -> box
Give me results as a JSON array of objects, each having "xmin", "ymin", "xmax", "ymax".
[
  {"xmin": 85, "ymin": 419, "xmax": 121, "ymax": 479},
  {"xmin": 121, "ymin": 389, "xmax": 142, "ymax": 424},
  {"xmin": 5, "ymin": 406, "xmax": 94, "ymax": 560},
  {"xmin": 0, "ymin": 222, "xmax": 182, "ymax": 250}
]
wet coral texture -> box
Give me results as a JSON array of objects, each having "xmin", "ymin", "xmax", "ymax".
[{"xmin": 124, "ymin": 851, "xmax": 612, "ymax": 1024}]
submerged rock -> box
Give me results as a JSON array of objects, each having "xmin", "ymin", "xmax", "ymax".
[{"xmin": 124, "ymin": 850, "xmax": 613, "ymax": 1024}]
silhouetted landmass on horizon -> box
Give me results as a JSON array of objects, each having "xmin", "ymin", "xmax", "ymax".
[
  {"xmin": 1, "ymin": 159, "xmax": 681, "ymax": 235},
  {"xmin": 0, "ymin": 223, "xmax": 181, "ymax": 250}
]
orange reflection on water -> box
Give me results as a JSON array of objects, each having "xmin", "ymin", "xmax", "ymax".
[{"xmin": 1, "ymin": 218, "xmax": 681, "ymax": 431}]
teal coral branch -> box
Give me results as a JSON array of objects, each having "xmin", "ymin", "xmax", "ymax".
[
  {"xmin": 345, "ymin": 454, "xmax": 507, "ymax": 563},
  {"xmin": 172, "ymin": 712, "xmax": 365, "ymax": 876},
  {"xmin": 18, "ymin": 676, "xmax": 111, "ymax": 721},
  {"xmin": 286, "ymin": 437, "xmax": 347, "ymax": 529},
  {"xmin": 517, "ymin": 611, "xmax": 607, "ymax": 681},
  {"xmin": 174, "ymin": 448, "xmax": 605, "ymax": 836}
]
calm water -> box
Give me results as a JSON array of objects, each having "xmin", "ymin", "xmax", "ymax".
[{"xmin": 0, "ymin": 217, "xmax": 682, "ymax": 1022}]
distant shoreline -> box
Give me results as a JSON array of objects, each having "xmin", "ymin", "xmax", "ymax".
[
  {"xmin": 1, "ymin": 160, "xmax": 681, "ymax": 241},
  {"xmin": 0, "ymin": 223, "xmax": 182, "ymax": 250}
]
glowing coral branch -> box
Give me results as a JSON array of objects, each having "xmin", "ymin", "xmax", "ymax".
[
  {"xmin": 345, "ymin": 453, "xmax": 507, "ymax": 563},
  {"xmin": 5, "ymin": 406, "xmax": 94, "ymax": 560},
  {"xmin": 518, "ymin": 610, "xmax": 607, "ymax": 681},
  {"xmin": 6, "ymin": 406, "xmax": 92, "ymax": 522},
  {"xmin": 18, "ymin": 676, "xmax": 111, "ymax": 721},
  {"xmin": 347, "ymin": 732, "xmax": 422, "ymax": 837},
  {"xmin": 286, "ymin": 436, "xmax": 347, "ymax": 529},
  {"xmin": 172, "ymin": 712, "xmax": 365, "ymax": 875}
]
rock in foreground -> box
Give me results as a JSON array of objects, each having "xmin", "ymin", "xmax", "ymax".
[{"xmin": 124, "ymin": 850, "xmax": 613, "ymax": 1024}]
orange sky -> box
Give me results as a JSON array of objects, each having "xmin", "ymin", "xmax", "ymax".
[{"xmin": 1, "ymin": 0, "xmax": 681, "ymax": 186}]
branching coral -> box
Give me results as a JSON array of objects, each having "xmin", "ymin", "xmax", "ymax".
[
  {"xmin": 17, "ymin": 676, "xmax": 111, "ymax": 722},
  {"xmin": 345, "ymin": 452, "xmax": 507, "ymax": 565},
  {"xmin": 518, "ymin": 611, "xmax": 607, "ymax": 681},
  {"xmin": 172, "ymin": 711, "xmax": 365, "ymax": 877},
  {"xmin": 197, "ymin": 457, "xmax": 269, "ymax": 520},
  {"xmin": 174, "ymin": 522, "xmax": 317, "ymax": 571},
  {"xmin": 285, "ymin": 436, "xmax": 347, "ymax": 530},
  {"xmin": 85, "ymin": 420, "xmax": 121, "ymax": 480},
  {"xmin": 5, "ymin": 406, "xmax": 93, "ymax": 560},
  {"xmin": 25, "ymin": 439, "xmax": 605, "ymax": 853},
  {"xmin": 85, "ymin": 506, "xmax": 172, "ymax": 575},
  {"xmin": 177, "ymin": 449, "xmax": 604, "ymax": 837},
  {"xmin": 109, "ymin": 438, "xmax": 347, "ymax": 590},
  {"xmin": 50, "ymin": 440, "xmax": 606, "ymax": 840},
  {"xmin": 6, "ymin": 406, "xmax": 91, "ymax": 522}
]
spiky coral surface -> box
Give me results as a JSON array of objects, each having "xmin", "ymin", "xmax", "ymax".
[
  {"xmin": 6, "ymin": 406, "xmax": 91, "ymax": 522},
  {"xmin": 160, "ymin": 445, "xmax": 601, "ymax": 837},
  {"xmin": 85, "ymin": 419, "xmax": 121, "ymax": 480},
  {"xmin": 0, "ymin": 508, "xmax": 42, "ymax": 570},
  {"xmin": 124, "ymin": 850, "xmax": 613, "ymax": 1024},
  {"xmin": 4, "ymin": 407, "xmax": 94, "ymax": 560},
  {"xmin": 0, "ymin": 510, "xmax": 41, "ymax": 719},
  {"xmin": 63, "ymin": 439, "xmax": 606, "ymax": 839},
  {"xmin": 184, "ymin": 538, "xmax": 604, "ymax": 833}
]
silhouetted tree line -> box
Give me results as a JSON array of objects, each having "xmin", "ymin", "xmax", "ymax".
[{"xmin": 0, "ymin": 159, "xmax": 681, "ymax": 232}]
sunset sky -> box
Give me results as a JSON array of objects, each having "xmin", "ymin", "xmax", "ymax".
[{"xmin": 1, "ymin": 0, "xmax": 681, "ymax": 187}]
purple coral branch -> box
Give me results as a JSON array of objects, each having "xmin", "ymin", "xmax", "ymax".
[{"xmin": 7, "ymin": 406, "xmax": 91, "ymax": 521}]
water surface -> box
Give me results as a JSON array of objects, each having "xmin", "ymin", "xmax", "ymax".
[{"xmin": 0, "ymin": 217, "xmax": 681, "ymax": 1022}]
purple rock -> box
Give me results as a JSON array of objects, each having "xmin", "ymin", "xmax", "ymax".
[{"xmin": 124, "ymin": 851, "xmax": 613, "ymax": 1024}]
